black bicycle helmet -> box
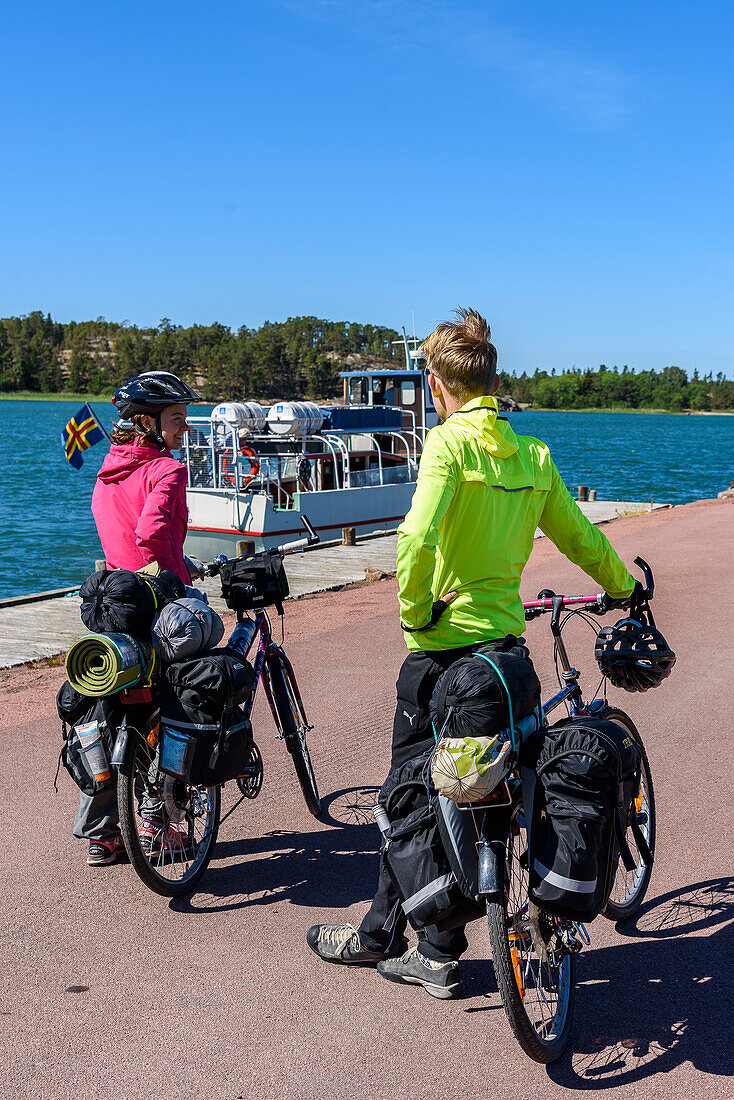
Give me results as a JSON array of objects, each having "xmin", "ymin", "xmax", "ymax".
[
  {"xmin": 594, "ymin": 616, "xmax": 676, "ymax": 692},
  {"xmin": 112, "ymin": 371, "xmax": 202, "ymax": 419}
]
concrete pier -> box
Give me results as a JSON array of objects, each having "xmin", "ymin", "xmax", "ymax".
[
  {"xmin": 0, "ymin": 499, "xmax": 668, "ymax": 668},
  {"xmin": 2, "ymin": 493, "xmax": 731, "ymax": 1100}
]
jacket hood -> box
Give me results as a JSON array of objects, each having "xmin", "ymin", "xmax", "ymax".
[
  {"xmin": 97, "ymin": 442, "xmax": 171, "ymax": 483},
  {"xmin": 446, "ymin": 395, "xmax": 518, "ymax": 458}
]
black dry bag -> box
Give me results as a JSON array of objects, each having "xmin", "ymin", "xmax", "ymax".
[{"xmin": 430, "ymin": 641, "xmax": 541, "ymax": 740}]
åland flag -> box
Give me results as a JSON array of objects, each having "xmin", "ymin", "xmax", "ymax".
[{"xmin": 61, "ymin": 403, "xmax": 106, "ymax": 469}]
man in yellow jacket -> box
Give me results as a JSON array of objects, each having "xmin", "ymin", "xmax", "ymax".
[{"xmin": 307, "ymin": 308, "xmax": 636, "ymax": 997}]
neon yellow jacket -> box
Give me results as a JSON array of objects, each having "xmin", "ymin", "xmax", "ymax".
[{"xmin": 397, "ymin": 395, "xmax": 636, "ymax": 651}]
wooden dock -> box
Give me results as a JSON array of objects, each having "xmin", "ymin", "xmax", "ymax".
[{"xmin": 0, "ymin": 500, "xmax": 667, "ymax": 669}]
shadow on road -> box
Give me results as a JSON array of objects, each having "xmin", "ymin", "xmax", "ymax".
[
  {"xmin": 170, "ymin": 786, "xmax": 383, "ymax": 915},
  {"xmin": 548, "ymin": 877, "xmax": 734, "ymax": 1089}
]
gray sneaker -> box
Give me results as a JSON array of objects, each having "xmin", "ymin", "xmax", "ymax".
[
  {"xmin": 306, "ymin": 923, "xmax": 398, "ymax": 965},
  {"xmin": 377, "ymin": 945, "xmax": 463, "ymax": 999}
]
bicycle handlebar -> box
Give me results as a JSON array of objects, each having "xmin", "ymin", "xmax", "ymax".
[
  {"xmin": 275, "ymin": 515, "xmax": 319, "ymax": 554},
  {"xmin": 523, "ymin": 557, "xmax": 655, "ymax": 621},
  {"xmin": 633, "ymin": 556, "xmax": 654, "ymax": 598},
  {"xmin": 204, "ymin": 515, "xmax": 320, "ymax": 576}
]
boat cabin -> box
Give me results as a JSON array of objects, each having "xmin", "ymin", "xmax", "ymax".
[{"xmin": 182, "ymin": 331, "xmax": 433, "ymax": 556}]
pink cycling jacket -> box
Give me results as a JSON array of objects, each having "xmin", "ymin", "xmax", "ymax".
[{"xmin": 91, "ymin": 441, "xmax": 190, "ymax": 585}]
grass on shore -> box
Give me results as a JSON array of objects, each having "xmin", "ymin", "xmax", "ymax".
[{"xmin": 0, "ymin": 391, "xmax": 115, "ymax": 402}]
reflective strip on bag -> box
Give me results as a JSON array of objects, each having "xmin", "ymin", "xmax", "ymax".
[
  {"xmin": 534, "ymin": 859, "xmax": 597, "ymax": 894},
  {"xmin": 401, "ymin": 873, "xmax": 455, "ymax": 914}
]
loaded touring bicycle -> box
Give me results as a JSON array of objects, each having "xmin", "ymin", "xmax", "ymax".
[{"xmin": 380, "ymin": 558, "xmax": 667, "ymax": 1063}]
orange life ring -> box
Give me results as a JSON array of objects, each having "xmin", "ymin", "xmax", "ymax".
[{"xmin": 221, "ymin": 443, "xmax": 260, "ymax": 488}]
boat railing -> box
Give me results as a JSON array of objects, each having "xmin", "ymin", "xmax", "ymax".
[
  {"xmin": 183, "ymin": 417, "xmax": 419, "ymax": 501},
  {"xmin": 401, "ymin": 408, "xmax": 419, "ymax": 458},
  {"xmin": 322, "ymin": 433, "xmax": 350, "ymax": 490}
]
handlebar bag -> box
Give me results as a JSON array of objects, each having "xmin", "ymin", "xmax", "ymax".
[
  {"xmin": 379, "ymin": 753, "xmax": 485, "ymax": 934},
  {"xmin": 521, "ymin": 717, "xmax": 645, "ymax": 922},
  {"xmin": 55, "ymin": 681, "xmax": 122, "ymax": 794},
  {"xmin": 430, "ymin": 640, "xmax": 541, "ymax": 741},
  {"xmin": 79, "ymin": 568, "xmax": 184, "ymax": 635},
  {"xmin": 218, "ymin": 550, "xmax": 289, "ymax": 614}
]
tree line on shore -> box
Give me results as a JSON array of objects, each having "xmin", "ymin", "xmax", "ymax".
[
  {"xmin": 1, "ymin": 311, "xmax": 732, "ymax": 411},
  {"xmin": 496, "ymin": 363, "xmax": 734, "ymax": 412}
]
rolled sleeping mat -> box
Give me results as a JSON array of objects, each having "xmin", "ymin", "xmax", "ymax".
[{"xmin": 65, "ymin": 633, "xmax": 155, "ymax": 697}]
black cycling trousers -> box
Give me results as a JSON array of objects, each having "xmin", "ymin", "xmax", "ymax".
[{"xmin": 358, "ymin": 646, "xmax": 481, "ymax": 963}]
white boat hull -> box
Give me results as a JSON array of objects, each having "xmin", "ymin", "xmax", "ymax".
[{"xmin": 185, "ymin": 481, "xmax": 417, "ymax": 558}]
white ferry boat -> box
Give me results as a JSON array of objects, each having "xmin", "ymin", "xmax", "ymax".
[{"xmin": 183, "ymin": 334, "xmax": 437, "ymax": 559}]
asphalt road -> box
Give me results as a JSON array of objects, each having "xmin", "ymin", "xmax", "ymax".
[{"xmin": 1, "ymin": 496, "xmax": 732, "ymax": 1100}]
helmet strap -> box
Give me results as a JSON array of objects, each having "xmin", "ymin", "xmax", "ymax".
[
  {"xmin": 630, "ymin": 586, "xmax": 655, "ymax": 629},
  {"xmin": 155, "ymin": 411, "xmax": 166, "ymax": 452}
]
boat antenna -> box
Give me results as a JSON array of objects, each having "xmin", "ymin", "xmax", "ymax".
[{"xmin": 401, "ymin": 326, "xmax": 412, "ymax": 371}]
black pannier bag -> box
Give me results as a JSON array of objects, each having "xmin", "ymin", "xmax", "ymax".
[
  {"xmin": 159, "ymin": 706, "xmax": 254, "ymax": 788},
  {"xmin": 218, "ymin": 550, "xmax": 289, "ymax": 615},
  {"xmin": 522, "ymin": 717, "xmax": 650, "ymax": 922},
  {"xmin": 430, "ymin": 641, "xmax": 541, "ymax": 740},
  {"xmin": 378, "ymin": 754, "xmax": 485, "ymax": 934},
  {"xmin": 160, "ymin": 652, "xmax": 256, "ymax": 785},
  {"xmin": 79, "ymin": 567, "xmax": 184, "ymax": 635},
  {"xmin": 56, "ymin": 681, "xmax": 122, "ymax": 794}
]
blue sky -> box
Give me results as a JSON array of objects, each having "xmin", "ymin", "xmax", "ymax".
[{"xmin": 1, "ymin": 1, "xmax": 733, "ymax": 376}]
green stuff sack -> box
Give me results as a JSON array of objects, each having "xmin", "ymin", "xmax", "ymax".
[
  {"xmin": 431, "ymin": 735, "xmax": 512, "ymax": 803},
  {"xmin": 65, "ymin": 633, "xmax": 155, "ymax": 697}
]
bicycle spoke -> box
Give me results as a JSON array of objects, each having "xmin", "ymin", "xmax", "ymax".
[{"xmin": 501, "ymin": 803, "xmax": 569, "ymax": 1042}]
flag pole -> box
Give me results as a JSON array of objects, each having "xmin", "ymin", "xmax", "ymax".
[{"xmin": 84, "ymin": 401, "xmax": 112, "ymax": 443}]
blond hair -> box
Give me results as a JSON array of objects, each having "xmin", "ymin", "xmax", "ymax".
[{"xmin": 422, "ymin": 307, "xmax": 497, "ymax": 402}]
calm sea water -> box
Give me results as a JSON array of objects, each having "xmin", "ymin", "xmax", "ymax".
[{"xmin": 0, "ymin": 400, "xmax": 731, "ymax": 599}]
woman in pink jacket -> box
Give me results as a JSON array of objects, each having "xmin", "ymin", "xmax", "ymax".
[
  {"xmin": 92, "ymin": 371, "xmax": 202, "ymax": 586},
  {"xmin": 80, "ymin": 371, "xmax": 202, "ymax": 867}
]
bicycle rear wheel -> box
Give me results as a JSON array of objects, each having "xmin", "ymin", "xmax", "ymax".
[
  {"xmin": 118, "ymin": 732, "xmax": 220, "ymax": 897},
  {"xmin": 267, "ymin": 656, "xmax": 321, "ymax": 817},
  {"xmin": 486, "ymin": 798, "xmax": 576, "ymax": 1063},
  {"xmin": 600, "ymin": 707, "xmax": 656, "ymax": 921}
]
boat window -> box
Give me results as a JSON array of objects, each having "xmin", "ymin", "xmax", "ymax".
[
  {"xmin": 400, "ymin": 379, "xmax": 417, "ymax": 405},
  {"xmin": 349, "ymin": 377, "xmax": 367, "ymax": 405},
  {"xmin": 371, "ymin": 377, "xmax": 395, "ymax": 406}
]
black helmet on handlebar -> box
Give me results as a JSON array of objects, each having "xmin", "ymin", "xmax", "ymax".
[
  {"xmin": 112, "ymin": 372, "xmax": 202, "ymax": 419},
  {"xmin": 595, "ymin": 557, "xmax": 675, "ymax": 692},
  {"xmin": 595, "ymin": 612, "xmax": 676, "ymax": 692}
]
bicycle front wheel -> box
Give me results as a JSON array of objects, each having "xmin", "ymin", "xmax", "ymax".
[
  {"xmin": 267, "ymin": 657, "xmax": 321, "ymax": 817},
  {"xmin": 486, "ymin": 799, "xmax": 575, "ymax": 1063},
  {"xmin": 118, "ymin": 733, "xmax": 221, "ymax": 897},
  {"xmin": 601, "ymin": 708, "xmax": 656, "ymax": 921}
]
